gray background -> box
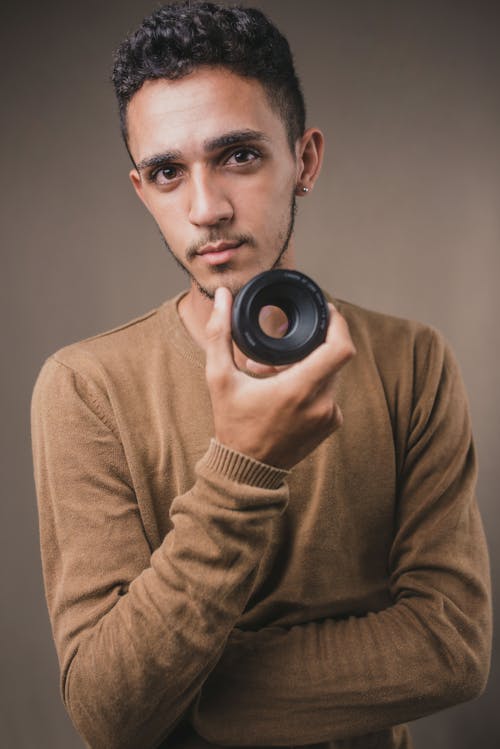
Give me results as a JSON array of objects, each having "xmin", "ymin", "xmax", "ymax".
[{"xmin": 1, "ymin": 0, "xmax": 498, "ymax": 746}]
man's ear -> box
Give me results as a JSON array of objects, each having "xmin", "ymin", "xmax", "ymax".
[
  {"xmin": 294, "ymin": 127, "xmax": 325, "ymax": 195},
  {"xmin": 129, "ymin": 168, "xmax": 151, "ymax": 212}
]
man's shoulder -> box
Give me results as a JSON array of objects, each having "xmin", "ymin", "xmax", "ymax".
[
  {"xmin": 333, "ymin": 296, "xmax": 443, "ymax": 353},
  {"xmin": 41, "ymin": 294, "xmax": 181, "ymax": 385},
  {"xmin": 50, "ymin": 306, "xmax": 159, "ymax": 374},
  {"xmin": 331, "ymin": 295, "xmax": 450, "ymax": 386}
]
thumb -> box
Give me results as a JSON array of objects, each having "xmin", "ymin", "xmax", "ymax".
[{"xmin": 205, "ymin": 286, "xmax": 236, "ymax": 375}]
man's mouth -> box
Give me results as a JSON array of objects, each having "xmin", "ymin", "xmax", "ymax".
[{"xmin": 197, "ymin": 240, "xmax": 244, "ymax": 265}]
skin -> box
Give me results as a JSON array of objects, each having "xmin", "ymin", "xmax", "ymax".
[{"xmin": 126, "ymin": 66, "xmax": 356, "ymax": 468}]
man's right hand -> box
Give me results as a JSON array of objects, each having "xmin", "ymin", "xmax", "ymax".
[{"xmin": 205, "ymin": 286, "xmax": 356, "ymax": 470}]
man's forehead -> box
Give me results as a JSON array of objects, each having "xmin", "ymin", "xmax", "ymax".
[{"xmin": 126, "ymin": 68, "xmax": 287, "ymax": 160}]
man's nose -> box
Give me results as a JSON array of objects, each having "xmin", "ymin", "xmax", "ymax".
[{"xmin": 188, "ymin": 169, "xmax": 233, "ymax": 226}]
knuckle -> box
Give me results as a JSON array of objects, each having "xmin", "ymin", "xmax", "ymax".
[
  {"xmin": 281, "ymin": 378, "xmax": 303, "ymax": 405},
  {"xmin": 337, "ymin": 339, "xmax": 356, "ymax": 364},
  {"xmin": 333, "ymin": 403, "xmax": 344, "ymax": 428},
  {"xmin": 318, "ymin": 399, "xmax": 342, "ymax": 430},
  {"xmin": 307, "ymin": 399, "xmax": 330, "ymax": 427},
  {"xmin": 322, "ymin": 402, "xmax": 336, "ymax": 428},
  {"xmin": 206, "ymin": 363, "xmax": 229, "ymax": 390}
]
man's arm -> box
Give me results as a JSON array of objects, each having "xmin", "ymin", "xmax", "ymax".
[
  {"xmin": 191, "ymin": 330, "xmax": 492, "ymax": 745},
  {"xmin": 31, "ymin": 355, "xmax": 290, "ymax": 749}
]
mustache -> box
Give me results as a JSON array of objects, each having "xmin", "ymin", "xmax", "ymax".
[{"xmin": 186, "ymin": 232, "xmax": 257, "ymax": 261}]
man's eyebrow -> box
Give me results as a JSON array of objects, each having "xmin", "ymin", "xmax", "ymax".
[
  {"xmin": 136, "ymin": 130, "xmax": 269, "ymax": 172},
  {"xmin": 136, "ymin": 151, "xmax": 182, "ymax": 172},
  {"xmin": 203, "ymin": 129, "xmax": 270, "ymax": 151}
]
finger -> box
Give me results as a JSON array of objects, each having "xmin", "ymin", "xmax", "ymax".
[
  {"xmin": 324, "ymin": 303, "xmax": 348, "ymax": 345},
  {"xmin": 245, "ymin": 359, "xmax": 291, "ymax": 377},
  {"xmin": 283, "ymin": 304, "xmax": 356, "ymax": 389},
  {"xmin": 313, "ymin": 304, "xmax": 356, "ymax": 370},
  {"xmin": 205, "ymin": 287, "xmax": 236, "ymax": 379}
]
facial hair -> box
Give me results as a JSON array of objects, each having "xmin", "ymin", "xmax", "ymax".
[{"xmin": 160, "ymin": 192, "xmax": 297, "ymax": 300}]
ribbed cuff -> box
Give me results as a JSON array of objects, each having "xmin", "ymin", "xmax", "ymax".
[{"xmin": 199, "ymin": 439, "xmax": 291, "ymax": 490}]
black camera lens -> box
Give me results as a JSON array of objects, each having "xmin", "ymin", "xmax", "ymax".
[{"xmin": 231, "ymin": 269, "xmax": 329, "ymax": 365}]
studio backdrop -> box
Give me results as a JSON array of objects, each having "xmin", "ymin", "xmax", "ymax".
[{"xmin": 1, "ymin": 1, "xmax": 498, "ymax": 747}]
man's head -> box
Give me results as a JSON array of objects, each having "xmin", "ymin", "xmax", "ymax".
[
  {"xmin": 111, "ymin": 3, "xmax": 324, "ymax": 301},
  {"xmin": 112, "ymin": 1, "xmax": 306, "ymax": 156}
]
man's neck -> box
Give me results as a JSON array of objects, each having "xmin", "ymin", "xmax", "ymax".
[{"xmin": 177, "ymin": 287, "xmax": 213, "ymax": 351}]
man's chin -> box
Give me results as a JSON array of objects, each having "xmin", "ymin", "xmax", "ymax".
[{"xmin": 198, "ymin": 268, "xmax": 266, "ymax": 301}]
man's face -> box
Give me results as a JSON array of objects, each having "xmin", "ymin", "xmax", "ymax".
[{"xmin": 127, "ymin": 67, "xmax": 301, "ymax": 299}]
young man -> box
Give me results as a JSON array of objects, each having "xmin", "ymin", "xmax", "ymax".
[{"xmin": 31, "ymin": 3, "xmax": 491, "ymax": 748}]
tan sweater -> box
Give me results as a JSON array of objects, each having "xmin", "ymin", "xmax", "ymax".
[{"xmin": 31, "ymin": 291, "xmax": 492, "ymax": 749}]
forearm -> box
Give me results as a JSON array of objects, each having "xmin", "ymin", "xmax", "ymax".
[
  {"xmin": 30, "ymin": 356, "xmax": 290, "ymax": 749},
  {"xmin": 192, "ymin": 584, "xmax": 491, "ymax": 746},
  {"xmin": 61, "ymin": 447, "xmax": 289, "ymax": 749}
]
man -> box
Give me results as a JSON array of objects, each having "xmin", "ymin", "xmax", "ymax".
[{"xmin": 31, "ymin": 3, "xmax": 491, "ymax": 749}]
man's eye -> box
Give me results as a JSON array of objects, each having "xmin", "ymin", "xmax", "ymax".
[
  {"xmin": 151, "ymin": 166, "xmax": 180, "ymax": 184},
  {"xmin": 227, "ymin": 149, "xmax": 259, "ymax": 165}
]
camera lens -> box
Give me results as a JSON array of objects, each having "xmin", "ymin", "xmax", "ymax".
[{"xmin": 231, "ymin": 269, "xmax": 329, "ymax": 365}]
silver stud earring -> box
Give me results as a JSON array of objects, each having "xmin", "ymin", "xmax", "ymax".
[{"xmin": 302, "ymin": 186, "xmax": 309, "ymax": 193}]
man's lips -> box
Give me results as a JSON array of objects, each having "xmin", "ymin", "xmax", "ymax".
[
  {"xmin": 197, "ymin": 240, "xmax": 243, "ymax": 255},
  {"xmin": 197, "ymin": 240, "xmax": 244, "ymax": 265}
]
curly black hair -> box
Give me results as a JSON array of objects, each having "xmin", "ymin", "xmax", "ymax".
[{"xmin": 112, "ymin": 1, "xmax": 306, "ymax": 154}]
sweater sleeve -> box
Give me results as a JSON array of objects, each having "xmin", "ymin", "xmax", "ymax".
[
  {"xmin": 30, "ymin": 355, "xmax": 289, "ymax": 749},
  {"xmin": 190, "ymin": 330, "xmax": 492, "ymax": 745}
]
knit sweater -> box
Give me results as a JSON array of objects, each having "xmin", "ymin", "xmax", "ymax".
[{"xmin": 31, "ymin": 290, "xmax": 492, "ymax": 749}]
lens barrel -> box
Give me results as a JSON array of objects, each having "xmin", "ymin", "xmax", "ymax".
[{"xmin": 231, "ymin": 269, "xmax": 329, "ymax": 365}]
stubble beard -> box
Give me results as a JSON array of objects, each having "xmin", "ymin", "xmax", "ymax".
[{"xmin": 159, "ymin": 192, "xmax": 298, "ymax": 300}]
